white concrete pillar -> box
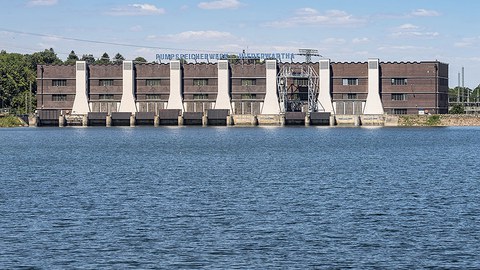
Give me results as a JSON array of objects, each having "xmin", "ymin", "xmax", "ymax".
[
  {"xmin": 167, "ymin": 61, "xmax": 184, "ymax": 112},
  {"xmin": 318, "ymin": 59, "xmax": 334, "ymax": 113},
  {"xmin": 72, "ymin": 61, "xmax": 90, "ymax": 114},
  {"xmin": 215, "ymin": 60, "xmax": 232, "ymax": 111},
  {"xmin": 119, "ymin": 61, "xmax": 137, "ymax": 113},
  {"xmin": 364, "ymin": 58, "xmax": 384, "ymax": 114},
  {"xmin": 261, "ymin": 60, "xmax": 280, "ymax": 114}
]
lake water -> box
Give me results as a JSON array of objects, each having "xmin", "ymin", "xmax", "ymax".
[{"xmin": 1, "ymin": 126, "xmax": 480, "ymax": 269}]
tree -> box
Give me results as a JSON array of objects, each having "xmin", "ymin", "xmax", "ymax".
[
  {"xmin": 134, "ymin": 56, "xmax": 147, "ymax": 63},
  {"xmin": 26, "ymin": 48, "xmax": 62, "ymax": 71},
  {"xmin": 113, "ymin": 53, "xmax": 125, "ymax": 65},
  {"xmin": 81, "ymin": 54, "xmax": 95, "ymax": 65},
  {"xmin": 471, "ymin": 85, "xmax": 480, "ymax": 103},
  {"xmin": 65, "ymin": 50, "xmax": 79, "ymax": 65},
  {"xmin": 0, "ymin": 52, "xmax": 35, "ymax": 111},
  {"xmin": 227, "ymin": 54, "xmax": 240, "ymax": 64},
  {"xmin": 95, "ymin": 52, "xmax": 111, "ymax": 64},
  {"xmin": 449, "ymin": 104, "xmax": 465, "ymax": 114}
]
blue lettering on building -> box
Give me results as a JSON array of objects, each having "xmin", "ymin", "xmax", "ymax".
[{"xmin": 156, "ymin": 52, "xmax": 296, "ymax": 62}]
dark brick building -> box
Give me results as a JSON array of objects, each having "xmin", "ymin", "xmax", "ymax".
[{"xmin": 36, "ymin": 59, "xmax": 448, "ymax": 119}]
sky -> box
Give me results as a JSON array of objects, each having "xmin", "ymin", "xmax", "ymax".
[{"xmin": 1, "ymin": 0, "xmax": 479, "ymax": 88}]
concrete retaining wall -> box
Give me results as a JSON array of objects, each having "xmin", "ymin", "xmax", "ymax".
[
  {"xmin": 232, "ymin": 114, "xmax": 257, "ymax": 126},
  {"xmin": 257, "ymin": 114, "xmax": 283, "ymax": 126}
]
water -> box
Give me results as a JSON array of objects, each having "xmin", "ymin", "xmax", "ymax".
[{"xmin": 1, "ymin": 126, "xmax": 480, "ymax": 269}]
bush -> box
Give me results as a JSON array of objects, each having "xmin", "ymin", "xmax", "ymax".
[
  {"xmin": 449, "ymin": 104, "xmax": 465, "ymax": 114},
  {"xmin": 426, "ymin": 115, "xmax": 441, "ymax": 126},
  {"xmin": 0, "ymin": 115, "xmax": 24, "ymax": 127}
]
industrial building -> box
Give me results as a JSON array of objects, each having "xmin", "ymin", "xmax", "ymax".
[{"xmin": 35, "ymin": 58, "xmax": 449, "ymax": 126}]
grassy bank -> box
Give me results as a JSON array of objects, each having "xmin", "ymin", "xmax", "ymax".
[
  {"xmin": 0, "ymin": 115, "xmax": 25, "ymax": 127},
  {"xmin": 398, "ymin": 114, "xmax": 480, "ymax": 126}
]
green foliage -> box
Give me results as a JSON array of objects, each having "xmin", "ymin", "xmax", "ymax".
[
  {"xmin": 81, "ymin": 54, "xmax": 95, "ymax": 64},
  {"xmin": 0, "ymin": 49, "xmax": 150, "ymax": 114},
  {"xmin": 0, "ymin": 115, "xmax": 24, "ymax": 127},
  {"xmin": 134, "ymin": 56, "xmax": 147, "ymax": 63},
  {"xmin": 113, "ymin": 53, "xmax": 125, "ymax": 65},
  {"xmin": 95, "ymin": 52, "xmax": 111, "ymax": 64},
  {"xmin": 426, "ymin": 115, "xmax": 441, "ymax": 126},
  {"xmin": 0, "ymin": 52, "xmax": 35, "ymax": 109},
  {"xmin": 65, "ymin": 50, "xmax": 79, "ymax": 65},
  {"xmin": 449, "ymin": 104, "xmax": 465, "ymax": 114}
]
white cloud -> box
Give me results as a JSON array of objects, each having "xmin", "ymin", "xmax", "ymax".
[
  {"xmin": 411, "ymin": 9, "xmax": 440, "ymax": 17},
  {"xmin": 392, "ymin": 31, "xmax": 439, "ymax": 38},
  {"xmin": 157, "ymin": 31, "xmax": 235, "ymax": 42},
  {"xmin": 352, "ymin": 37, "xmax": 370, "ymax": 44},
  {"xmin": 454, "ymin": 37, "xmax": 477, "ymax": 48},
  {"xmin": 378, "ymin": 45, "xmax": 432, "ymax": 51},
  {"xmin": 27, "ymin": 0, "xmax": 58, "ymax": 6},
  {"xmin": 265, "ymin": 8, "xmax": 364, "ymax": 28},
  {"xmin": 392, "ymin": 24, "xmax": 439, "ymax": 38},
  {"xmin": 129, "ymin": 25, "xmax": 143, "ymax": 32},
  {"xmin": 323, "ymin": 38, "xmax": 346, "ymax": 45},
  {"xmin": 398, "ymin": 23, "xmax": 419, "ymax": 30},
  {"xmin": 198, "ymin": 0, "xmax": 241, "ymax": 10},
  {"xmin": 107, "ymin": 3, "xmax": 165, "ymax": 16}
]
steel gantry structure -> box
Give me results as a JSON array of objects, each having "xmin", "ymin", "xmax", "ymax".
[{"xmin": 277, "ymin": 64, "xmax": 319, "ymax": 114}]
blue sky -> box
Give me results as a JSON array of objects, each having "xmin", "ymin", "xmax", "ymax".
[{"xmin": 1, "ymin": 0, "xmax": 479, "ymax": 88}]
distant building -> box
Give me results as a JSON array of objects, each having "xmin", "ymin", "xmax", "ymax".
[{"xmin": 36, "ymin": 59, "xmax": 448, "ymax": 125}]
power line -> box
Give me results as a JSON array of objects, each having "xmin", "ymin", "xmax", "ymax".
[{"xmin": 0, "ymin": 28, "xmax": 235, "ymax": 54}]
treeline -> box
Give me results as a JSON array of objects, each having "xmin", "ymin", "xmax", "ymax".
[{"xmin": 0, "ymin": 48, "xmax": 148, "ymax": 114}]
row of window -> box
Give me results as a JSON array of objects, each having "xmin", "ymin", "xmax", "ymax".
[
  {"xmin": 52, "ymin": 77, "xmax": 427, "ymax": 87},
  {"xmin": 51, "ymin": 93, "xmax": 260, "ymax": 101},
  {"xmin": 338, "ymin": 93, "xmax": 407, "ymax": 100},
  {"xmin": 51, "ymin": 93, "xmax": 410, "ymax": 102},
  {"xmin": 340, "ymin": 78, "xmax": 408, "ymax": 86},
  {"xmin": 51, "ymin": 79, "xmax": 260, "ymax": 87}
]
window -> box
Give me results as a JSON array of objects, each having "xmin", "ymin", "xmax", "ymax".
[
  {"xmin": 342, "ymin": 93, "xmax": 357, "ymax": 99},
  {"xmin": 99, "ymin": 94, "xmax": 114, "ymax": 100},
  {"xmin": 392, "ymin": 93, "xmax": 407, "ymax": 101},
  {"xmin": 99, "ymin": 79, "xmax": 114, "ymax": 86},
  {"xmin": 52, "ymin": 80, "xmax": 67, "ymax": 87},
  {"xmin": 241, "ymin": 94, "xmax": 257, "ymax": 99},
  {"xmin": 193, "ymin": 94, "xmax": 208, "ymax": 100},
  {"xmin": 146, "ymin": 79, "xmax": 161, "ymax": 86},
  {"xmin": 294, "ymin": 78, "xmax": 308, "ymax": 86},
  {"xmin": 342, "ymin": 78, "xmax": 358, "ymax": 86},
  {"xmin": 146, "ymin": 94, "xmax": 161, "ymax": 100},
  {"xmin": 393, "ymin": 109, "xmax": 408, "ymax": 115},
  {"xmin": 346, "ymin": 93, "xmax": 357, "ymax": 100},
  {"xmin": 241, "ymin": 79, "xmax": 256, "ymax": 86},
  {"xmin": 391, "ymin": 78, "xmax": 407, "ymax": 85},
  {"xmin": 52, "ymin": 94, "xmax": 67, "ymax": 101},
  {"xmin": 193, "ymin": 79, "xmax": 208, "ymax": 86}
]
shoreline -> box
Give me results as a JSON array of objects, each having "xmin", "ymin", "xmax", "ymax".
[{"xmin": 4, "ymin": 114, "xmax": 480, "ymax": 127}]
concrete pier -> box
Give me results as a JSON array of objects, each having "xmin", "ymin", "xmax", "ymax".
[
  {"xmin": 202, "ymin": 115, "xmax": 208, "ymax": 127},
  {"xmin": 330, "ymin": 115, "xmax": 336, "ymax": 126},
  {"xmin": 59, "ymin": 115, "xmax": 65, "ymax": 127},
  {"xmin": 154, "ymin": 116, "xmax": 160, "ymax": 127},
  {"xmin": 305, "ymin": 114, "xmax": 311, "ymax": 127},
  {"xmin": 106, "ymin": 115, "xmax": 112, "ymax": 127},
  {"xmin": 130, "ymin": 115, "xmax": 135, "ymax": 127},
  {"xmin": 178, "ymin": 115, "xmax": 184, "ymax": 126},
  {"xmin": 82, "ymin": 115, "xmax": 88, "ymax": 127},
  {"xmin": 226, "ymin": 115, "xmax": 233, "ymax": 126}
]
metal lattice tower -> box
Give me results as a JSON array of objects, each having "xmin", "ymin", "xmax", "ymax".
[
  {"xmin": 298, "ymin": 49, "xmax": 321, "ymax": 63},
  {"xmin": 277, "ymin": 64, "xmax": 319, "ymax": 113}
]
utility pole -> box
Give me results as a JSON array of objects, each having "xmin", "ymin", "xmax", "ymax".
[{"xmin": 29, "ymin": 81, "xmax": 32, "ymax": 114}]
